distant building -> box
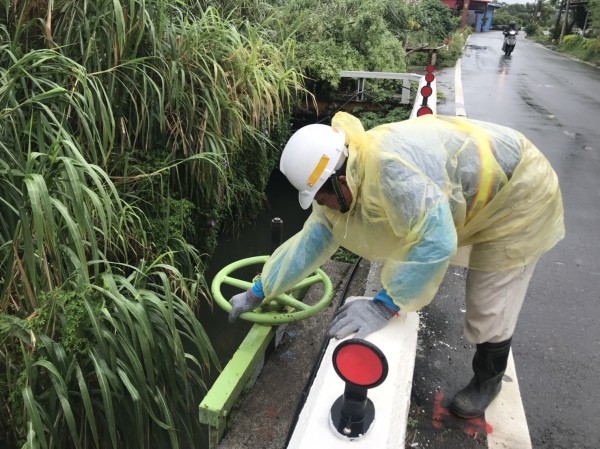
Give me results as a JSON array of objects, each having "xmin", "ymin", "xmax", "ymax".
[{"xmin": 440, "ymin": 0, "xmax": 502, "ymax": 32}]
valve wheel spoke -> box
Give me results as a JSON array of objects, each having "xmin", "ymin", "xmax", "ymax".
[{"xmin": 212, "ymin": 256, "xmax": 333, "ymax": 325}]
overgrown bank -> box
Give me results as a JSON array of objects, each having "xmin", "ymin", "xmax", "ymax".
[
  {"xmin": 0, "ymin": 2, "xmax": 302, "ymax": 448},
  {"xmin": 534, "ymin": 34, "xmax": 600, "ymax": 66}
]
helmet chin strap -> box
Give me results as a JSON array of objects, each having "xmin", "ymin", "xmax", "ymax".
[{"xmin": 331, "ymin": 175, "xmax": 349, "ymax": 213}]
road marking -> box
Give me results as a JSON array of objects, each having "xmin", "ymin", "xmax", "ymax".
[
  {"xmin": 454, "ymin": 58, "xmax": 467, "ymax": 117},
  {"xmin": 485, "ymin": 351, "xmax": 532, "ymax": 449}
]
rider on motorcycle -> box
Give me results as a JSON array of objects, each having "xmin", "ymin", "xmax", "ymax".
[
  {"xmin": 502, "ymin": 21, "xmax": 518, "ymax": 54},
  {"xmin": 503, "ymin": 21, "xmax": 518, "ymax": 36}
]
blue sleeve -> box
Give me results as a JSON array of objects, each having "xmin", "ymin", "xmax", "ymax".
[
  {"xmin": 249, "ymin": 278, "xmax": 265, "ymax": 299},
  {"xmin": 260, "ymin": 210, "xmax": 340, "ymax": 299},
  {"xmin": 382, "ymin": 201, "xmax": 457, "ymax": 311},
  {"xmin": 373, "ymin": 288, "xmax": 400, "ymax": 312}
]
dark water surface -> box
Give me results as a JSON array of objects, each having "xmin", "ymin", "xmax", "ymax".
[
  {"xmin": 190, "ymin": 170, "xmax": 309, "ymax": 448},
  {"xmin": 201, "ymin": 169, "xmax": 311, "ymax": 374}
]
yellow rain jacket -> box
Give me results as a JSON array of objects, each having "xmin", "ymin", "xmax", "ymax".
[{"xmin": 260, "ymin": 112, "xmax": 564, "ymax": 312}]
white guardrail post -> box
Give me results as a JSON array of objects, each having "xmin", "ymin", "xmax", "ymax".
[
  {"xmin": 410, "ymin": 70, "xmax": 437, "ymax": 118},
  {"xmin": 338, "ymin": 70, "xmax": 437, "ymax": 119},
  {"xmin": 286, "ymin": 262, "xmax": 419, "ymax": 449}
]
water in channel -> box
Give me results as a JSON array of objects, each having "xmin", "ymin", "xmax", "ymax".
[{"xmin": 201, "ymin": 169, "xmax": 311, "ymax": 376}]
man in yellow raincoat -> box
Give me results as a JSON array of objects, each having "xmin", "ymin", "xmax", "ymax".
[{"xmin": 228, "ymin": 111, "xmax": 564, "ymax": 419}]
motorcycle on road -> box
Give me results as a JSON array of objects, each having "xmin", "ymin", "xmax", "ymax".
[{"xmin": 502, "ymin": 29, "xmax": 517, "ymax": 56}]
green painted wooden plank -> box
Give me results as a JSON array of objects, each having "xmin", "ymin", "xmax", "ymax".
[{"xmin": 199, "ymin": 324, "xmax": 274, "ymax": 445}]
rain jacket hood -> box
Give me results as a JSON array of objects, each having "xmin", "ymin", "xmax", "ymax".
[{"xmin": 260, "ymin": 112, "xmax": 564, "ymax": 312}]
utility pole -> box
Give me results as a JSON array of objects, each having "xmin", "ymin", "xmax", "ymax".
[
  {"xmin": 533, "ymin": 0, "xmax": 543, "ymax": 23},
  {"xmin": 460, "ymin": 0, "xmax": 471, "ymax": 28},
  {"xmin": 559, "ymin": 0, "xmax": 571, "ymax": 42}
]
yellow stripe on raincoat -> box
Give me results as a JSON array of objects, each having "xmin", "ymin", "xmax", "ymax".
[{"xmin": 260, "ymin": 112, "xmax": 564, "ymax": 312}]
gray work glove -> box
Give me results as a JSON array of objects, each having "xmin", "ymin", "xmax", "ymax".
[
  {"xmin": 228, "ymin": 290, "xmax": 262, "ymax": 323},
  {"xmin": 327, "ymin": 297, "xmax": 396, "ymax": 339}
]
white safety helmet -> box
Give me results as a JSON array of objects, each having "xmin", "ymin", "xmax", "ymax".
[{"xmin": 280, "ymin": 124, "xmax": 347, "ymax": 209}]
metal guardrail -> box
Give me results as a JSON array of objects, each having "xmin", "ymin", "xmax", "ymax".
[
  {"xmin": 339, "ymin": 71, "xmax": 422, "ymax": 103},
  {"xmin": 338, "ymin": 70, "xmax": 437, "ymax": 118}
]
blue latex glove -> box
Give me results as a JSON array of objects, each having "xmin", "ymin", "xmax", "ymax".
[
  {"xmin": 228, "ymin": 279, "xmax": 264, "ymax": 323},
  {"xmin": 327, "ymin": 296, "xmax": 397, "ymax": 339}
]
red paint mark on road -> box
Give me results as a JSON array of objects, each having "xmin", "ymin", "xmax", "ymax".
[
  {"xmin": 464, "ymin": 416, "xmax": 494, "ymax": 438},
  {"xmin": 432, "ymin": 391, "xmax": 447, "ymax": 429},
  {"xmin": 431, "ymin": 390, "xmax": 493, "ymax": 438}
]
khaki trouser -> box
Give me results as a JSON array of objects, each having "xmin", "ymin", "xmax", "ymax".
[
  {"xmin": 453, "ymin": 245, "xmax": 538, "ymax": 344},
  {"xmin": 464, "ymin": 260, "xmax": 538, "ymax": 344}
]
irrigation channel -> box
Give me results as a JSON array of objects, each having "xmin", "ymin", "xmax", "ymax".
[
  {"xmin": 200, "ymin": 111, "xmax": 338, "ymax": 371},
  {"xmin": 193, "ymin": 168, "xmax": 310, "ymax": 447},
  {"xmin": 202, "ymin": 168, "xmax": 310, "ymax": 369}
]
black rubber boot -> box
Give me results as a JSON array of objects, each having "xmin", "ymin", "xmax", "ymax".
[{"xmin": 450, "ymin": 338, "xmax": 512, "ymax": 419}]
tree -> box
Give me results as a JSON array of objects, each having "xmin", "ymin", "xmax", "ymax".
[{"xmin": 492, "ymin": 2, "xmax": 537, "ymax": 28}]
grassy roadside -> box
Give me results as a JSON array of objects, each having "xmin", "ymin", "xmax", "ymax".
[{"xmin": 531, "ymin": 34, "xmax": 600, "ymax": 66}]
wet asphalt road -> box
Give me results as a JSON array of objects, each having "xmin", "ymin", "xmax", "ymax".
[{"xmin": 410, "ymin": 32, "xmax": 600, "ymax": 449}]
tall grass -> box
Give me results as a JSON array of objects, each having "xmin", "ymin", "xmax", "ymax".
[
  {"xmin": 39, "ymin": 0, "xmax": 304, "ymax": 206},
  {"xmin": 1, "ymin": 0, "xmax": 305, "ymax": 447},
  {"xmin": 0, "ymin": 47, "xmax": 218, "ymax": 446},
  {"xmin": 557, "ymin": 34, "xmax": 600, "ymax": 66}
]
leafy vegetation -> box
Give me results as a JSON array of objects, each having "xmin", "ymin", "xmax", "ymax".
[
  {"xmin": 554, "ymin": 33, "xmax": 600, "ymax": 64},
  {"xmin": 591, "ymin": 0, "xmax": 600, "ymax": 37},
  {"xmin": 332, "ymin": 247, "xmax": 361, "ymax": 264},
  {"xmin": 513, "ymin": 0, "xmax": 600, "ymax": 65},
  {"xmin": 490, "ymin": 1, "xmax": 598, "ymax": 66},
  {"xmin": 491, "ymin": 2, "xmax": 552, "ymax": 29},
  {"xmin": 269, "ymin": 0, "xmax": 465, "ymax": 101},
  {"xmin": 269, "ymin": 0, "xmax": 409, "ymax": 96},
  {"xmin": 404, "ymin": 0, "xmax": 462, "ymax": 61},
  {"xmin": 0, "ymin": 1, "xmax": 304, "ymax": 448}
]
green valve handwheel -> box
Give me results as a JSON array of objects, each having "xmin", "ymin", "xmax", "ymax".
[{"xmin": 211, "ymin": 256, "xmax": 333, "ymax": 325}]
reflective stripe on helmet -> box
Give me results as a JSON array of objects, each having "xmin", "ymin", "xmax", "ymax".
[
  {"xmin": 307, "ymin": 155, "xmax": 331, "ymax": 187},
  {"xmin": 279, "ymin": 123, "xmax": 346, "ymax": 209}
]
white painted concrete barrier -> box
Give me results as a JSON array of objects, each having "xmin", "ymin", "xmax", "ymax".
[
  {"xmin": 410, "ymin": 74, "xmax": 437, "ymax": 118},
  {"xmin": 286, "ymin": 312, "xmax": 419, "ymax": 448},
  {"xmin": 286, "ymin": 263, "xmax": 420, "ymax": 449}
]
